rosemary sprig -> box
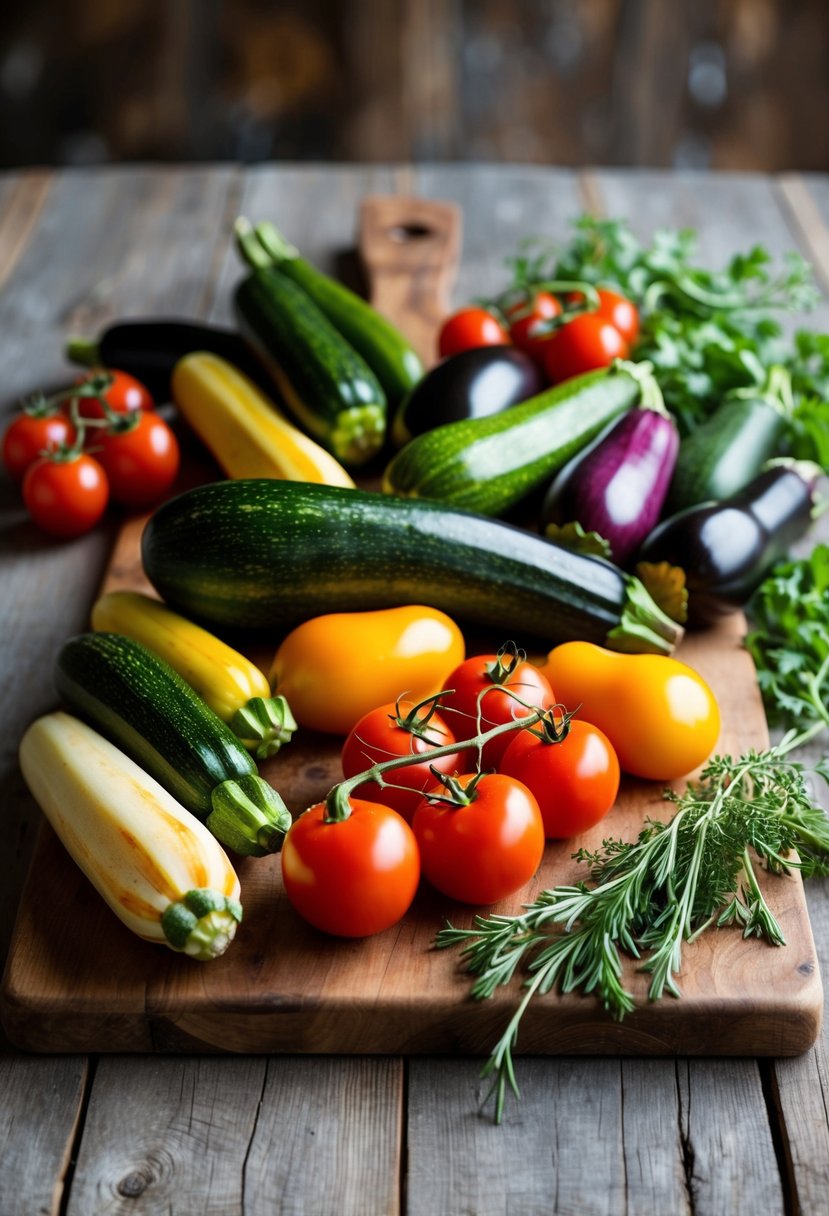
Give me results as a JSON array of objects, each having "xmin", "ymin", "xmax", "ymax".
[{"xmin": 436, "ymin": 550, "xmax": 829, "ymax": 1123}]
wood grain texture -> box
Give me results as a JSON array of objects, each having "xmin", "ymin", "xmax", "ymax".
[
  {"xmin": 0, "ymin": 1054, "xmax": 87, "ymax": 1216},
  {"xmin": 359, "ymin": 194, "xmax": 461, "ymax": 366},
  {"xmin": 2, "ymin": 612, "xmax": 821, "ymax": 1056}
]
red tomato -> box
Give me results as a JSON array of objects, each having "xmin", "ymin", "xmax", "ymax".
[
  {"xmin": 595, "ymin": 288, "xmax": 639, "ymax": 346},
  {"xmin": 499, "ymin": 719, "xmax": 620, "ymax": 839},
  {"xmin": 441, "ymin": 649, "xmax": 555, "ymax": 768},
  {"xmin": 506, "ymin": 290, "xmax": 562, "ymax": 362},
  {"xmin": 2, "ymin": 411, "xmax": 76, "ymax": 481},
  {"xmin": 97, "ymin": 411, "xmax": 180, "ymax": 508},
  {"xmin": 565, "ymin": 288, "xmax": 640, "ymax": 347},
  {"xmin": 281, "ymin": 798, "xmax": 420, "ymax": 937},
  {"xmin": 22, "ymin": 453, "xmax": 109, "ymax": 538},
  {"xmin": 437, "ymin": 307, "xmax": 511, "ymax": 359},
  {"xmin": 73, "ymin": 369, "xmax": 155, "ymax": 420},
  {"xmin": 412, "ymin": 772, "xmax": 545, "ymax": 905},
  {"xmin": 543, "ymin": 314, "xmax": 629, "ymax": 384},
  {"xmin": 341, "ymin": 699, "xmax": 466, "ymax": 823}
]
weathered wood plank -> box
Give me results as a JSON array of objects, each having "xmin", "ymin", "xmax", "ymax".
[
  {"xmin": 243, "ymin": 1057, "xmax": 402, "ymax": 1215},
  {"xmin": 0, "ymin": 1054, "xmax": 87, "ymax": 1216},
  {"xmin": 66, "ymin": 1057, "xmax": 265, "ymax": 1215}
]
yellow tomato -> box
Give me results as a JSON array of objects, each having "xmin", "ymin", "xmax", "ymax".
[
  {"xmin": 269, "ymin": 605, "xmax": 465, "ymax": 735},
  {"xmin": 540, "ymin": 641, "xmax": 720, "ymax": 781}
]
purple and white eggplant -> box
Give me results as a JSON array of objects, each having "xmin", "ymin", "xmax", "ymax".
[{"xmin": 540, "ymin": 396, "xmax": 680, "ymax": 565}]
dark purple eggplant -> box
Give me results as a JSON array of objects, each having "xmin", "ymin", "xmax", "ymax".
[
  {"xmin": 391, "ymin": 345, "xmax": 543, "ymax": 447},
  {"xmin": 636, "ymin": 460, "xmax": 821, "ymax": 628},
  {"xmin": 540, "ymin": 405, "xmax": 680, "ymax": 564}
]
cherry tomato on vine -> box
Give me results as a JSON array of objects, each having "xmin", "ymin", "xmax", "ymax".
[
  {"xmin": 543, "ymin": 313, "xmax": 629, "ymax": 384},
  {"xmin": 2, "ymin": 410, "xmax": 76, "ymax": 481},
  {"xmin": 281, "ymin": 798, "xmax": 420, "ymax": 937},
  {"xmin": 440, "ymin": 646, "xmax": 555, "ymax": 768},
  {"xmin": 437, "ymin": 307, "xmax": 511, "ymax": 359},
  {"xmin": 565, "ymin": 287, "xmax": 640, "ymax": 347},
  {"xmin": 505, "ymin": 290, "xmax": 561, "ymax": 362},
  {"xmin": 412, "ymin": 772, "xmax": 544, "ymax": 905},
  {"xmin": 22, "ymin": 452, "xmax": 109, "ymax": 538},
  {"xmin": 499, "ymin": 719, "xmax": 620, "ymax": 839},
  {"xmin": 97, "ymin": 411, "xmax": 180, "ymax": 508},
  {"xmin": 73, "ymin": 368, "xmax": 155, "ymax": 420},
  {"xmin": 341, "ymin": 698, "xmax": 466, "ymax": 823}
]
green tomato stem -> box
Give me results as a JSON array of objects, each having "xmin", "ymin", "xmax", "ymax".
[{"xmin": 323, "ymin": 705, "xmax": 551, "ymax": 824}]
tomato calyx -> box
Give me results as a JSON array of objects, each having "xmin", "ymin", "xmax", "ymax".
[
  {"xmin": 390, "ymin": 689, "xmax": 453, "ymax": 743},
  {"xmin": 483, "ymin": 640, "xmax": 526, "ymax": 686},
  {"xmin": 421, "ymin": 768, "xmax": 489, "ymax": 808},
  {"xmin": 520, "ymin": 704, "xmax": 576, "ymax": 745}
]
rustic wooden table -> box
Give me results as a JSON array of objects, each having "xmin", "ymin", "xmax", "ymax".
[{"xmin": 2, "ymin": 163, "xmax": 829, "ymax": 1215}]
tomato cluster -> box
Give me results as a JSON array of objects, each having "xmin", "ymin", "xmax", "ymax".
[
  {"xmin": 2, "ymin": 369, "xmax": 180, "ymax": 538},
  {"xmin": 279, "ymin": 643, "xmax": 625, "ymax": 939},
  {"xmin": 436, "ymin": 285, "xmax": 639, "ymax": 386}
]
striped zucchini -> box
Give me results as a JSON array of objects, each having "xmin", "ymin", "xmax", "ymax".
[
  {"xmin": 90, "ymin": 590, "xmax": 297, "ymax": 759},
  {"xmin": 383, "ymin": 362, "xmax": 648, "ymax": 516},
  {"xmin": 234, "ymin": 225, "xmax": 387, "ymax": 466},
  {"xmin": 250, "ymin": 219, "xmax": 424, "ymax": 408},
  {"xmin": 20, "ymin": 713, "xmax": 242, "ymax": 960},
  {"xmin": 54, "ymin": 632, "xmax": 291, "ymax": 856},
  {"xmin": 142, "ymin": 480, "xmax": 683, "ymax": 655}
]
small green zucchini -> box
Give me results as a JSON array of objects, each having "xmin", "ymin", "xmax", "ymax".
[
  {"xmin": 382, "ymin": 361, "xmax": 650, "ymax": 516},
  {"xmin": 667, "ymin": 366, "xmax": 793, "ymax": 512},
  {"xmin": 250, "ymin": 219, "xmax": 424, "ymax": 409},
  {"xmin": 142, "ymin": 479, "xmax": 683, "ymax": 656},
  {"xmin": 54, "ymin": 632, "xmax": 291, "ymax": 856},
  {"xmin": 234, "ymin": 223, "xmax": 387, "ymax": 466}
]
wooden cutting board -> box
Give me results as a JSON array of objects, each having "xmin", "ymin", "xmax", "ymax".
[{"xmin": 1, "ymin": 197, "xmax": 822, "ymax": 1057}]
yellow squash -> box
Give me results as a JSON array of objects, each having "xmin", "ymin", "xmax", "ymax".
[
  {"xmin": 19, "ymin": 712, "xmax": 242, "ymax": 960},
  {"xmin": 91, "ymin": 589, "xmax": 296, "ymax": 759},
  {"xmin": 171, "ymin": 351, "xmax": 356, "ymax": 488}
]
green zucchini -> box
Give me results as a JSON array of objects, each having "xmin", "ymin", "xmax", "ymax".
[
  {"xmin": 666, "ymin": 366, "xmax": 793, "ymax": 512},
  {"xmin": 54, "ymin": 632, "xmax": 291, "ymax": 857},
  {"xmin": 382, "ymin": 362, "xmax": 649, "ymax": 516},
  {"xmin": 233, "ymin": 229, "xmax": 387, "ymax": 467},
  {"xmin": 249, "ymin": 219, "xmax": 424, "ymax": 409},
  {"xmin": 142, "ymin": 480, "xmax": 683, "ymax": 656}
]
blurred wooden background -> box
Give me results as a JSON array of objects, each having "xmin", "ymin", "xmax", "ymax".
[{"xmin": 1, "ymin": 0, "xmax": 827, "ymax": 171}]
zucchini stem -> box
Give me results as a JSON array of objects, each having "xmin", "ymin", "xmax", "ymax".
[
  {"xmin": 208, "ymin": 774, "xmax": 292, "ymax": 856},
  {"xmin": 229, "ymin": 695, "xmax": 298, "ymax": 760},
  {"xmin": 160, "ymin": 888, "xmax": 243, "ymax": 960}
]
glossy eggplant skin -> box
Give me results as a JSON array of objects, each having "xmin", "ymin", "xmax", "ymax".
[
  {"xmin": 67, "ymin": 320, "xmax": 274, "ymax": 403},
  {"xmin": 637, "ymin": 463, "xmax": 818, "ymax": 627},
  {"xmin": 391, "ymin": 345, "xmax": 543, "ymax": 446},
  {"xmin": 541, "ymin": 408, "xmax": 679, "ymax": 564}
]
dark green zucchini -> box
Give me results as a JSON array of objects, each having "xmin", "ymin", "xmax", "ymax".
[
  {"xmin": 54, "ymin": 632, "xmax": 291, "ymax": 856},
  {"xmin": 234, "ymin": 229, "xmax": 387, "ymax": 467},
  {"xmin": 382, "ymin": 362, "xmax": 647, "ymax": 516},
  {"xmin": 251, "ymin": 220, "xmax": 424, "ymax": 409},
  {"xmin": 666, "ymin": 366, "xmax": 793, "ymax": 512},
  {"xmin": 142, "ymin": 480, "xmax": 683, "ymax": 655}
]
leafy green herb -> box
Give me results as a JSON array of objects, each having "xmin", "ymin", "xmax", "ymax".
[
  {"xmin": 505, "ymin": 217, "xmax": 829, "ymax": 459},
  {"xmin": 436, "ymin": 547, "xmax": 829, "ymax": 1124}
]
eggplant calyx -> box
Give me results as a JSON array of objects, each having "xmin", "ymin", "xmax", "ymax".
[{"xmin": 635, "ymin": 561, "xmax": 689, "ymax": 626}]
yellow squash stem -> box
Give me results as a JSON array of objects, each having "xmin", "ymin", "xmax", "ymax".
[
  {"xmin": 171, "ymin": 351, "xmax": 356, "ymax": 488},
  {"xmin": 90, "ymin": 590, "xmax": 297, "ymax": 758},
  {"xmin": 19, "ymin": 712, "xmax": 242, "ymax": 960}
]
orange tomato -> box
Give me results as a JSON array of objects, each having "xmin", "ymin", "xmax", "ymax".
[
  {"xmin": 540, "ymin": 641, "xmax": 720, "ymax": 781},
  {"xmin": 269, "ymin": 605, "xmax": 465, "ymax": 735}
]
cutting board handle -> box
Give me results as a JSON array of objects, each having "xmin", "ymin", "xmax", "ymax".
[{"xmin": 359, "ymin": 195, "xmax": 462, "ymax": 370}]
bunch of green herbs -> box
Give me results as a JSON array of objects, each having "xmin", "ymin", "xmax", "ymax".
[
  {"xmin": 436, "ymin": 545, "xmax": 829, "ymax": 1123},
  {"xmin": 506, "ymin": 217, "xmax": 829, "ymax": 461}
]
